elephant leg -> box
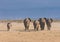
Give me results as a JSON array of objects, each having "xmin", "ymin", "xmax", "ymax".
[
  {"xmin": 7, "ymin": 27, "xmax": 10, "ymax": 31},
  {"xmin": 25, "ymin": 28, "xmax": 27, "ymax": 31},
  {"xmin": 25, "ymin": 26, "xmax": 28, "ymax": 31},
  {"xmin": 25, "ymin": 27, "xmax": 29, "ymax": 31},
  {"xmin": 37, "ymin": 28, "xmax": 38, "ymax": 31},
  {"xmin": 41, "ymin": 25, "xmax": 44, "ymax": 30},
  {"xmin": 47, "ymin": 24, "xmax": 51, "ymax": 30},
  {"xmin": 27, "ymin": 26, "xmax": 29, "ymax": 30},
  {"xmin": 25, "ymin": 25, "xmax": 29, "ymax": 31},
  {"xmin": 40, "ymin": 23, "xmax": 45, "ymax": 30},
  {"xmin": 34, "ymin": 26, "xmax": 36, "ymax": 31},
  {"xmin": 36, "ymin": 26, "xmax": 39, "ymax": 31},
  {"xmin": 34, "ymin": 28, "xmax": 35, "ymax": 30},
  {"xmin": 48, "ymin": 27, "xmax": 50, "ymax": 30},
  {"xmin": 25, "ymin": 26, "xmax": 30, "ymax": 31},
  {"xmin": 41, "ymin": 27, "xmax": 44, "ymax": 30},
  {"xmin": 47, "ymin": 26, "xmax": 51, "ymax": 30},
  {"xmin": 24, "ymin": 24, "xmax": 27, "ymax": 31},
  {"xmin": 43, "ymin": 24, "xmax": 45, "ymax": 30}
]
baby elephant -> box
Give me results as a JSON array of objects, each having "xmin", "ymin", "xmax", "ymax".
[
  {"xmin": 7, "ymin": 22, "xmax": 12, "ymax": 31},
  {"xmin": 33, "ymin": 20, "xmax": 40, "ymax": 31},
  {"xmin": 24, "ymin": 18, "xmax": 31, "ymax": 31}
]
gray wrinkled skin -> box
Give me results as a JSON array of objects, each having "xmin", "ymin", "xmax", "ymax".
[{"xmin": 24, "ymin": 18, "xmax": 31, "ymax": 31}]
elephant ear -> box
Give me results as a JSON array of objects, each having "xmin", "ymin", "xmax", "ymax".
[
  {"xmin": 24, "ymin": 18, "xmax": 26, "ymax": 23},
  {"xmin": 44, "ymin": 18, "xmax": 46, "ymax": 21},
  {"xmin": 50, "ymin": 18, "xmax": 53, "ymax": 23},
  {"xmin": 33, "ymin": 20, "xmax": 36, "ymax": 25},
  {"xmin": 38, "ymin": 18, "xmax": 41, "ymax": 22},
  {"xmin": 28, "ymin": 18, "xmax": 31, "ymax": 22}
]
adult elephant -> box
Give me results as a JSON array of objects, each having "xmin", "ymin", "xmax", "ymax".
[
  {"xmin": 46, "ymin": 18, "xmax": 53, "ymax": 30},
  {"xmin": 38, "ymin": 18, "xmax": 46, "ymax": 30},
  {"xmin": 24, "ymin": 18, "xmax": 31, "ymax": 31},
  {"xmin": 33, "ymin": 20, "xmax": 40, "ymax": 31}
]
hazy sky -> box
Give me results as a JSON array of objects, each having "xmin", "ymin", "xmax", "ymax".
[{"xmin": 0, "ymin": 0, "xmax": 60, "ymax": 19}]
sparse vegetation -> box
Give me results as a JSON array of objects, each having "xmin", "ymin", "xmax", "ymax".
[{"xmin": 0, "ymin": 19, "xmax": 60, "ymax": 23}]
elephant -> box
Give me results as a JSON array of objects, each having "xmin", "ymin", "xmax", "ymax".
[
  {"xmin": 33, "ymin": 20, "xmax": 40, "ymax": 31},
  {"xmin": 45, "ymin": 18, "xmax": 53, "ymax": 30},
  {"xmin": 38, "ymin": 18, "xmax": 46, "ymax": 30},
  {"xmin": 24, "ymin": 18, "xmax": 31, "ymax": 31},
  {"xmin": 7, "ymin": 22, "xmax": 12, "ymax": 31}
]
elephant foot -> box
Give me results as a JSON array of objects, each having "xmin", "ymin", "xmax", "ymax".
[
  {"xmin": 25, "ymin": 29, "xmax": 30, "ymax": 32},
  {"xmin": 7, "ymin": 28, "xmax": 10, "ymax": 31},
  {"xmin": 37, "ymin": 28, "xmax": 39, "ymax": 31},
  {"xmin": 47, "ymin": 28, "xmax": 51, "ymax": 30},
  {"xmin": 41, "ymin": 28, "xmax": 44, "ymax": 30}
]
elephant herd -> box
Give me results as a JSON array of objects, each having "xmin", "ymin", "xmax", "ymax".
[
  {"xmin": 7, "ymin": 18, "xmax": 53, "ymax": 31},
  {"xmin": 24, "ymin": 18, "xmax": 53, "ymax": 31}
]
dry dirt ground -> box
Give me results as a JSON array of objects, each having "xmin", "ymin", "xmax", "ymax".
[{"xmin": 0, "ymin": 22, "xmax": 60, "ymax": 42}]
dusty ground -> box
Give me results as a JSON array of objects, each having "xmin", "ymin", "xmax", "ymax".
[{"xmin": 0, "ymin": 22, "xmax": 60, "ymax": 42}]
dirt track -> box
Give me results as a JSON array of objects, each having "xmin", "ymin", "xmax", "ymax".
[{"xmin": 0, "ymin": 22, "xmax": 60, "ymax": 42}]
